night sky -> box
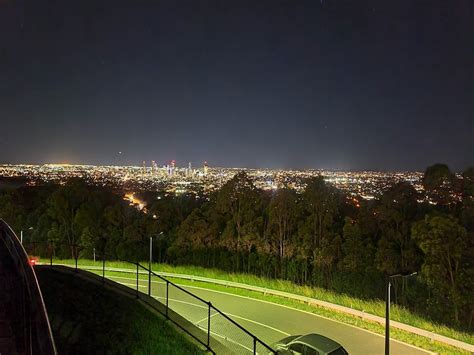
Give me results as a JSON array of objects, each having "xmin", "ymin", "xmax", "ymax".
[{"xmin": 1, "ymin": 0, "xmax": 472, "ymax": 171}]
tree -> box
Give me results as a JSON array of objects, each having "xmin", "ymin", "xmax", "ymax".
[
  {"xmin": 215, "ymin": 172, "xmax": 263, "ymax": 271},
  {"xmin": 422, "ymin": 164, "xmax": 458, "ymax": 205},
  {"xmin": 47, "ymin": 179, "xmax": 89, "ymax": 257},
  {"xmin": 374, "ymin": 182, "xmax": 421, "ymax": 302},
  {"xmin": 375, "ymin": 183, "xmax": 420, "ymax": 273},
  {"xmin": 267, "ymin": 188, "xmax": 299, "ymax": 278},
  {"xmin": 301, "ymin": 176, "xmax": 341, "ymax": 286},
  {"xmin": 341, "ymin": 217, "xmax": 374, "ymax": 271},
  {"xmin": 412, "ymin": 214, "xmax": 468, "ymax": 324},
  {"xmin": 173, "ymin": 209, "xmax": 218, "ymax": 265}
]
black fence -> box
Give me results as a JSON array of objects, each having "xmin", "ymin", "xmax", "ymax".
[{"xmin": 27, "ymin": 242, "xmax": 276, "ymax": 355}]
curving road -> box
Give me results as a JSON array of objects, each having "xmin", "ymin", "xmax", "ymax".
[{"xmin": 104, "ymin": 273, "xmax": 430, "ymax": 355}]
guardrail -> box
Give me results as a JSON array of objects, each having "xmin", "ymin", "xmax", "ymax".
[
  {"xmin": 46, "ymin": 263, "xmax": 474, "ymax": 353},
  {"xmin": 159, "ymin": 273, "xmax": 474, "ymax": 353},
  {"xmin": 142, "ymin": 264, "xmax": 276, "ymax": 354},
  {"xmin": 30, "ymin": 243, "xmax": 275, "ymax": 355},
  {"xmin": 0, "ymin": 220, "xmax": 57, "ymax": 355}
]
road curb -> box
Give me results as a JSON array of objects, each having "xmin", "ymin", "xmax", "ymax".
[{"xmin": 47, "ymin": 263, "xmax": 474, "ymax": 353}]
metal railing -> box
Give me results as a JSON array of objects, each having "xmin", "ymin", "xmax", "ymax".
[
  {"xmin": 29, "ymin": 242, "xmax": 275, "ymax": 354},
  {"xmin": 0, "ymin": 220, "xmax": 56, "ymax": 355}
]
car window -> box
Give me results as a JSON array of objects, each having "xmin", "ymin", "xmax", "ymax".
[
  {"xmin": 289, "ymin": 342, "xmax": 305, "ymax": 354},
  {"xmin": 328, "ymin": 348, "xmax": 348, "ymax": 355},
  {"xmin": 304, "ymin": 345, "xmax": 320, "ymax": 355}
]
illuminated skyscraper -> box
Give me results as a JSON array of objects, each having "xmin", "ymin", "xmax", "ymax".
[
  {"xmin": 187, "ymin": 162, "xmax": 192, "ymax": 177},
  {"xmin": 203, "ymin": 161, "xmax": 208, "ymax": 176},
  {"xmin": 168, "ymin": 160, "xmax": 176, "ymax": 177},
  {"xmin": 151, "ymin": 161, "xmax": 158, "ymax": 175}
]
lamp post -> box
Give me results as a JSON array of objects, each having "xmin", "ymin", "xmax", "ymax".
[
  {"xmin": 385, "ymin": 272, "xmax": 417, "ymax": 355},
  {"xmin": 149, "ymin": 231, "xmax": 164, "ymax": 296},
  {"xmin": 20, "ymin": 226, "xmax": 34, "ymax": 245}
]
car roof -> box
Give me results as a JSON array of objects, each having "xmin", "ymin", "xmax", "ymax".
[{"xmin": 293, "ymin": 333, "xmax": 342, "ymax": 353}]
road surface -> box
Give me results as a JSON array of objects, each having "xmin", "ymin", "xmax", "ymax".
[{"xmin": 104, "ymin": 273, "xmax": 429, "ymax": 355}]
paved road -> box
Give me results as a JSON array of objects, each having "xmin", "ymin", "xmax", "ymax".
[{"xmin": 104, "ymin": 273, "xmax": 429, "ymax": 355}]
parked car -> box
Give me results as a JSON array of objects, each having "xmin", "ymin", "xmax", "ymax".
[{"xmin": 273, "ymin": 333, "xmax": 348, "ymax": 355}]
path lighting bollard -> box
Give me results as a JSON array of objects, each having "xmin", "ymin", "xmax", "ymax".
[{"xmin": 385, "ymin": 272, "xmax": 417, "ymax": 355}]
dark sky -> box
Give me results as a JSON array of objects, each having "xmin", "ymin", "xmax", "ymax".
[{"xmin": 0, "ymin": 0, "xmax": 472, "ymax": 171}]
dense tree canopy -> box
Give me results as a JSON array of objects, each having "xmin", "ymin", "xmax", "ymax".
[{"xmin": 0, "ymin": 164, "xmax": 472, "ymax": 330}]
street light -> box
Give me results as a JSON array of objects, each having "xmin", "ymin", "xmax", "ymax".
[
  {"xmin": 149, "ymin": 231, "xmax": 164, "ymax": 296},
  {"xmin": 385, "ymin": 272, "xmax": 417, "ymax": 355},
  {"xmin": 20, "ymin": 226, "xmax": 34, "ymax": 244}
]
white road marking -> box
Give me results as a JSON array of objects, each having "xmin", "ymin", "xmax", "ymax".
[
  {"xmin": 105, "ymin": 274, "xmax": 432, "ymax": 354},
  {"xmin": 150, "ymin": 295, "xmax": 289, "ymax": 336},
  {"xmin": 194, "ymin": 312, "xmax": 218, "ymax": 326}
]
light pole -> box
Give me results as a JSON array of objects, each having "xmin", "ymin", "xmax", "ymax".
[
  {"xmin": 20, "ymin": 226, "xmax": 34, "ymax": 245},
  {"xmin": 149, "ymin": 231, "xmax": 164, "ymax": 296},
  {"xmin": 385, "ymin": 272, "xmax": 417, "ymax": 355}
]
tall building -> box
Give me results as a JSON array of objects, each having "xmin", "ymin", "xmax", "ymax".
[
  {"xmin": 168, "ymin": 160, "xmax": 176, "ymax": 177},
  {"xmin": 203, "ymin": 161, "xmax": 208, "ymax": 176},
  {"xmin": 187, "ymin": 162, "xmax": 192, "ymax": 177}
]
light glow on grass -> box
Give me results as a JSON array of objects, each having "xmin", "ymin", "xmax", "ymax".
[{"xmin": 49, "ymin": 258, "xmax": 473, "ymax": 354}]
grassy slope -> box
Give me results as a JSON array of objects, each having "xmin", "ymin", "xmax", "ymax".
[
  {"xmin": 51, "ymin": 259, "xmax": 474, "ymax": 354},
  {"xmin": 36, "ymin": 267, "xmax": 203, "ymax": 355}
]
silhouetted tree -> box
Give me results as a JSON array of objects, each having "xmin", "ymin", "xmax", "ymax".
[{"xmin": 412, "ymin": 214, "xmax": 468, "ymax": 324}]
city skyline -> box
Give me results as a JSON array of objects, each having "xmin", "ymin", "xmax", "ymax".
[
  {"xmin": 0, "ymin": 160, "xmax": 446, "ymax": 173},
  {"xmin": 0, "ymin": 162, "xmax": 428, "ymax": 202},
  {"xmin": 1, "ymin": 1, "xmax": 472, "ymax": 171}
]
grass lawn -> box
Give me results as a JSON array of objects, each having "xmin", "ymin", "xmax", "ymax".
[
  {"xmin": 36, "ymin": 266, "xmax": 203, "ymax": 354},
  {"xmin": 48, "ymin": 259, "xmax": 473, "ymax": 354}
]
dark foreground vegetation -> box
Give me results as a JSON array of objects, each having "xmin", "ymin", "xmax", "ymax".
[
  {"xmin": 36, "ymin": 266, "xmax": 202, "ymax": 354},
  {"xmin": 1, "ymin": 163, "xmax": 473, "ymax": 332}
]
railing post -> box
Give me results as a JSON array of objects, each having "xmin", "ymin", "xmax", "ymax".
[
  {"xmin": 166, "ymin": 280, "xmax": 169, "ymax": 319},
  {"xmin": 385, "ymin": 280, "xmax": 391, "ymax": 355},
  {"xmin": 136, "ymin": 263, "xmax": 139, "ymax": 298},
  {"xmin": 148, "ymin": 268, "xmax": 151, "ymax": 296},
  {"xmin": 253, "ymin": 337, "xmax": 257, "ymax": 355},
  {"xmin": 49, "ymin": 243, "xmax": 53, "ymax": 266},
  {"xmin": 149, "ymin": 236, "xmax": 152, "ymax": 296},
  {"xmin": 207, "ymin": 302, "xmax": 211, "ymax": 349},
  {"xmin": 74, "ymin": 247, "xmax": 78, "ymax": 273},
  {"xmin": 102, "ymin": 255, "xmax": 105, "ymax": 284}
]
